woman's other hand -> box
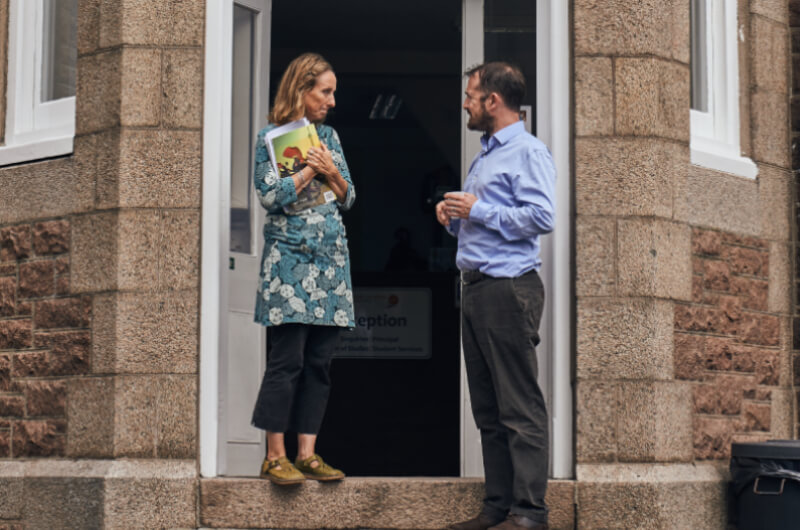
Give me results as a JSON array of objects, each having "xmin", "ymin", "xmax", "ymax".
[{"xmin": 307, "ymin": 143, "xmax": 348, "ymax": 202}]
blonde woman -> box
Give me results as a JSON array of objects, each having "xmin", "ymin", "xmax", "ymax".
[{"xmin": 251, "ymin": 53, "xmax": 355, "ymax": 485}]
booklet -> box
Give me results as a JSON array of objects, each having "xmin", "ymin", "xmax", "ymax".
[{"xmin": 264, "ymin": 118, "xmax": 337, "ymax": 214}]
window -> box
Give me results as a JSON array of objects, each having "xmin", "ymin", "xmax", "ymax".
[
  {"xmin": 1, "ymin": 0, "xmax": 77, "ymax": 166},
  {"xmin": 229, "ymin": 4, "xmax": 256, "ymax": 254},
  {"xmin": 690, "ymin": 0, "xmax": 757, "ymax": 178}
]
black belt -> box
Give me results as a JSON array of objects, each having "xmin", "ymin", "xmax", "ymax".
[
  {"xmin": 461, "ymin": 270, "xmax": 489, "ymax": 285},
  {"xmin": 461, "ymin": 268, "xmax": 538, "ymax": 286}
]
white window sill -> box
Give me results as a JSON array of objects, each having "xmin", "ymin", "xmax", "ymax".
[
  {"xmin": 690, "ymin": 137, "xmax": 758, "ymax": 180},
  {"xmin": 0, "ymin": 135, "xmax": 74, "ymax": 166}
]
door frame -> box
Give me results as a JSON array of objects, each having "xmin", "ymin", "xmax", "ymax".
[
  {"xmin": 200, "ymin": 0, "xmax": 572, "ymax": 479},
  {"xmin": 536, "ymin": 0, "xmax": 572, "ymax": 480},
  {"xmin": 217, "ymin": 0, "xmax": 272, "ymax": 477}
]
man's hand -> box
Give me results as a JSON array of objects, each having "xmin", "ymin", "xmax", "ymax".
[
  {"xmin": 435, "ymin": 200, "xmax": 451, "ymax": 227},
  {"xmin": 444, "ymin": 191, "xmax": 478, "ymax": 220}
]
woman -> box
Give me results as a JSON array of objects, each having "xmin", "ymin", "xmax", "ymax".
[{"xmin": 251, "ymin": 53, "xmax": 355, "ymax": 485}]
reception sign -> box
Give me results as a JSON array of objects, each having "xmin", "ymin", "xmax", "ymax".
[{"xmin": 334, "ymin": 287, "xmax": 432, "ymax": 359}]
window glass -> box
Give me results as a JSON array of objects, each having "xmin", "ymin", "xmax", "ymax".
[
  {"xmin": 690, "ymin": 0, "xmax": 709, "ymax": 112},
  {"xmin": 41, "ymin": 0, "xmax": 78, "ymax": 102},
  {"xmin": 230, "ymin": 5, "xmax": 256, "ymax": 254},
  {"xmin": 483, "ymin": 0, "xmax": 536, "ymax": 133}
]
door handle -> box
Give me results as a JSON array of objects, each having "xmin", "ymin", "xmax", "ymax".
[{"xmin": 229, "ymin": 257, "xmax": 235, "ymax": 270}]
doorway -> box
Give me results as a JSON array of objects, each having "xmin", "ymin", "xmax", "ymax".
[
  {"xmin": 207, "ymin": 0, "xmax": 575, "ymax": 481},
  {"xmin": 271, "ymin": 0, "xmax": 463, "ymax": 477}
]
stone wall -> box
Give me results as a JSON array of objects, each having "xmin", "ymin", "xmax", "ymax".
[
  {"xmin": 790, "ymin": 0, "xmax": 800, "ymax": 441},
  {"xmin": 575, "ymin": 0, "xmax": 693, "ymax": 466},
  {"xmin": 65, "ymin": 0, "xmax": 203, "ymax": 460},
  {"xmin": 0, "ymin": 221, "xmax": 84, "ymax": 458},
  {"xmin": 0, "ymin": 1, "xmax": 202, "ymax": 527},
  {"xmin": 676, "ymin": 229, "xmax": 792, "ymax": 459},
  {"xmin": 574, "ymin": 0, "xmax": 794, "ymax": 527},
  {"xmin": 0, "ymin": 0, "xmax": 202, "ymax": 463}
]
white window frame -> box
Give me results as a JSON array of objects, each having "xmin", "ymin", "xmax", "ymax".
[
  {"xmin": 690, "ymin": 0, "xmax": 757, "ymax": 179},
  {"xmin": 1, "ymin": 0, "xmax": 75, "ymax": 166}
]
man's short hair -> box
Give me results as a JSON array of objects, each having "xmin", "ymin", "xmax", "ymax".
[{"xmin": 465, "ymin": 62, "xmax": 526, "ymax": 112}]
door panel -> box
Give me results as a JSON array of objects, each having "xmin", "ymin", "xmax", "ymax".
[
  {"xmin": 227, "ymin": 311, "xmax": 264, "ymax": 443},
  {"xmin": 220, "ymin": 0, "xmax": 271, "ymax": 477}
]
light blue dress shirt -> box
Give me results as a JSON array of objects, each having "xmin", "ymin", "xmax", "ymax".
[{"xmin": 449, "ymin": 120, "xmax": 556, "ymax": 278}]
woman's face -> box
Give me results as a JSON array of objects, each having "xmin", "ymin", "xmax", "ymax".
[{"xmin": 303, "ymin": 70, "xmax": 337, "ymax": 122}]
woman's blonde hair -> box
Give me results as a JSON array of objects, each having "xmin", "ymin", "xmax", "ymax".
[{"xmin": 269, "ymin": 53, "xmax": 333, "ymax": 125}]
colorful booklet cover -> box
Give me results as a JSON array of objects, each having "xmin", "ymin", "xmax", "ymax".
[{"xmin": 264, "ymin": 118, "xmax": 336, "ymax": 214}]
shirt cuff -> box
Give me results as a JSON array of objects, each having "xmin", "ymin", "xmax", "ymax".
[{"xmin": 468, "ymin": 199, "xmax": 491, "ymax": 224}]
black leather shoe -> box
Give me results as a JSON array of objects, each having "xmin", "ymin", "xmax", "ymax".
[
  {"xmin": 447, "ymin": 513, "xmax": 505, "ymax": 530},
  {"xmin": 488, "ymin": 515, "xmax": 548, "ymax": 530}
]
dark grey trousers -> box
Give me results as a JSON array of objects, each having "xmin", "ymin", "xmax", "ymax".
[
  {"xmin": 461, "ymin": 269, "xmax": 549, "ymax": 524},
  {"xmin": 251, "ymin": 324, "xmax": 340, "ymax": 434}
]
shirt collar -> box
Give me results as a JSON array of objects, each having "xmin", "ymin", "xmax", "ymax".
[{"xmin": 480, "ymin": 120, "xmax": 525, "ymax": 152}]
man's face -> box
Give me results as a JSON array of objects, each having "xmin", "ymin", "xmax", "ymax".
[{"xmin": 463, "ymin": 74, "xmax": 493, "ymax": 132}]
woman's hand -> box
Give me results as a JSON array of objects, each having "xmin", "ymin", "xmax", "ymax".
[
  {"xmin": 306, "ymin": 143, "xmax": 348, "ymax": 202},
  {"xmin": 306, "ymin": 144, "xmax": 337, "ymax": 179},
  {"xmin": 291, "ymin": 165, "xmax": 314, "ymax": 195}
]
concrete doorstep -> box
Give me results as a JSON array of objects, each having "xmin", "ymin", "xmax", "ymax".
[{"xmin": 199, "ymin": 477, "xmax": 576, "ymax": 530}]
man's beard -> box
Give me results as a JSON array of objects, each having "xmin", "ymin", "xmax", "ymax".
[{"xmin": 467, "ymin": 110, "xmax": 494, "ymax": 133}]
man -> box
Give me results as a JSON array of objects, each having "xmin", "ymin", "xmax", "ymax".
[{"xmin": 437, "ymin": 63, "xmax": 555, "ymax": 530}]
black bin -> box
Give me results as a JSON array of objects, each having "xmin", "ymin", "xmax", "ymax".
[{"xmin": 730, "ymin": 440, "xmax": 800, "ymax": 530}]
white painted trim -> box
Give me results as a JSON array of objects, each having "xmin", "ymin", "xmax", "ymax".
[
  {"xmin": 690, "ymin": 141, "xmax": 758, "ymax": 179},
  {"xmin": 716, "ymin": 0, "xmax": 740, "ymax": 149},
  {"xmin": 537, "ymin": 0, "xmax": 573, "ymax": 481},
  {"xmin": 459, "ymin": 0, "xmax": 484, "ymax": 479},
  {"xmin": 200, "ymin": 0, "xmax": 228, "ymax": 478},
  {"xmin": 690, "ymin": 108, "xmax": 713, "ymax": 140},
  {"xmin": 213, "ymin": 0, "xmax": 235, "ymax": 478},
  {"xmin": 0, "ymin": 135, "xmax": 74, "ymax": 165},
  {"xmin": 690, "ymin": 0, "xmax": 757, "ymax": 180},
  {"xmin": 1, "ymin": 0, "xmax": 75, "ymax": 167}
]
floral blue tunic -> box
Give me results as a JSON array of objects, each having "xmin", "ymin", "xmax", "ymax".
[{"xmin": 253, "ymin": 124, "xmax": 356, "ymax": 328}]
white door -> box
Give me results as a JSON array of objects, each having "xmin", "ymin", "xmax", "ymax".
[{"xmin": 219, "ymin": 0, "xmax": 271, "ymax": 477}]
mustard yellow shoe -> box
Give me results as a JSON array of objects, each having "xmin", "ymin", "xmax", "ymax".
[
  {"xmin": 260, "ymin": 456, "xmax": 305, "ymax": 485},
  {"xmin": 294, "ymin": 454, "xmax": 345, "ymax": 482}
]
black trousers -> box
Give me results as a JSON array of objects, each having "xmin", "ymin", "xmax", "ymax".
[
  {"xmin": 251, "ymin": 324, "xmax": 340, "ymax": 434},
  {"xmin": 461, "ymin": 269, "xmax": 549, "ymax": 524}
]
